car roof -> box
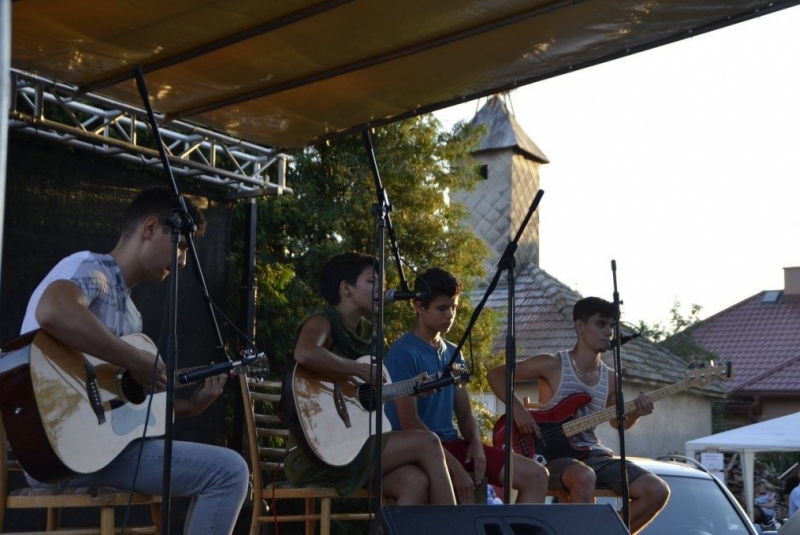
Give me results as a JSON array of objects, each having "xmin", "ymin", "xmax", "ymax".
[{"xmin": 627, "ymin": 456, "xmax": 716, "ymax": 480}]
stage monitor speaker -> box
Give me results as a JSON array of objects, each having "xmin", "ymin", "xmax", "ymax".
[{"xmin": 370, "ymin": 504, "xmax": 630, "ymax": 535}]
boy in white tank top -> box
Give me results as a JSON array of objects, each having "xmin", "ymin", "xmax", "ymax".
[{"xmin": 488, "ymin": 297, "xmax": 670, "ymax": 534}]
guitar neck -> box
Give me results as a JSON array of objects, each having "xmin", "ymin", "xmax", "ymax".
[
  {"xmin": 561, "ymin": 378, "xmax": 696, "ymax": 438},
  {"xmin": 381, "ymin": 377, "xmax": 423, "ymax": 402},
  {"xmin": 169, "ymin": 362, "xmax": 253, "ymax": 389}
]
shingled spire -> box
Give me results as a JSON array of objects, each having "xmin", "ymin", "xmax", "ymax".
[{"xmin": 453, "ymin": 95, "xmax": 548, "ymax": 271}]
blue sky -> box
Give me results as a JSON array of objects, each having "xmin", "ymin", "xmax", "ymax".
[{"xmin": 435, "ymin": 6, "xmax": 800, "ymax": 328}]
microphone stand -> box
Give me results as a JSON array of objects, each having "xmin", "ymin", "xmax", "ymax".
[
  {"xmin": 438, "ymin": 189, "xmax": 544, "ymax": 504},
  {"xmin": 610, "ymin": 259, "xmax": 631, "ymax": 529},
  {"xmin": 133, "ymin": 66, "xmax": 237, "ymax": 533},
  {"xmin": 362, "ymin": 129, "xmax": 390, "ymax": 514}
]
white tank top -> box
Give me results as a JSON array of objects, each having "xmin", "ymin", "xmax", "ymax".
[{"xmin": 538, "ymin": 350, "xmax": 613, "ymax": 453}]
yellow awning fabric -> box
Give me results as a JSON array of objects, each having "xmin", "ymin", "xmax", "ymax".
[{"xmin": 11, "ymin": 0, "xmax": 799, "ymax": 149}]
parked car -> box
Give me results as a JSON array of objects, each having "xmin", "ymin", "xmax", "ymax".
[{"xmin": 594, "ymin": 455, "xmax": 775, "ymax": 535}]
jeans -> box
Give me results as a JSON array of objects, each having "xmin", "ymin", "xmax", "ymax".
[{"xmin": 26, "ymin": 438, "xmax": 250, "ymax": 535}]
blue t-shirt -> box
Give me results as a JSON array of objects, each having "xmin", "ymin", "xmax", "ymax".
[{"xmin": 384, "ymin": 331, "xmax": 465, "ymax": 441}]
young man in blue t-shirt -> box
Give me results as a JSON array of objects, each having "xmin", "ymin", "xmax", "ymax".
[{"xmin": 385, "ymin": 267, "xmax": 548, "ymax": 505}]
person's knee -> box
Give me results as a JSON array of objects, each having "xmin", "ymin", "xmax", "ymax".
[
  {"xmin": 389, "ymin": 467, "xmax": 430, "ymax": 504},
  {"xmin": 416, "ymin": 430, "xmax": 445, "ymax": 457},
  {"xmin": 517, "ymin": 459, "xmax": 548, "ymax": 489},
  {"xmin": 216, "ymin": 448, "xmax": 250, "ymax": 491},
  {"xmin": 633, "ymin": 474, "xmax": 670, "ymax": 508},
  {"xmin": 566, "ymin": 465, "xmax": 596, "ymax": 492},
  {"xmin": 652, "ymin": 477, "xmax": 670, "ymax": 506}
]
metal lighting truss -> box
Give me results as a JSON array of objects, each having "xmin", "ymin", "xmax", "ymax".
[{"xmin": 8, "ymin": 69, "xmax": 292, "ymax": 198}]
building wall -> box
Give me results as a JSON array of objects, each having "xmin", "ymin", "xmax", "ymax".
[
  {"xmin": 759, "ymin": 398, "xmax": 800, "ymax": 421},
  {"xmin": 723, "ymin": 397, "xmax": 800, "ymax": 429}
]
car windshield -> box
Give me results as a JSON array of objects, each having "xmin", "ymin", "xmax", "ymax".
[{"xmin": 641, "ymin": 475, "xmax": 754, "ymax": 535}]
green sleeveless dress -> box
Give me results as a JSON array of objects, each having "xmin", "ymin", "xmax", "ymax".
[{"xmin": 283, "ymin": 306, "xmax": 390, "ymax": 496}]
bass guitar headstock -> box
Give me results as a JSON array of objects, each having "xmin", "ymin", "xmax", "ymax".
[{"xmin": 685, "ymin": 360, "xmax": 733, "ymax": 388}]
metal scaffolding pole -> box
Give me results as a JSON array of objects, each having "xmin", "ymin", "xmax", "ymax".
[{"xmin": 0, "ymin": 0, "xmax": 11, "ymax": 289}]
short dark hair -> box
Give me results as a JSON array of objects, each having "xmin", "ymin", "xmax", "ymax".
[
  {"xmin": 573, "ymin": 297, "xmax": 616, "ymax": 322},
  {"xmin": 414, "ymin": 267, "xmax": 462, "ymax": 308},
  {"xmin": 121, "ymin": 187, "xmax": 206, "ymax": 238},
  {"xmin": 319, "ymin": 253, "xmax": 379, "ymax": 306}
]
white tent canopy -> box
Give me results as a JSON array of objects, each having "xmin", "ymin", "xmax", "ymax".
[{"xmin": 686, "ymin": 412, "xmax": 800, "ymax": 520}]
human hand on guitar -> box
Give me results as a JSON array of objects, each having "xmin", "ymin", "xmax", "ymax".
[
  {"xmin": 512, "ymin": 401, "xmax": 541, "ymax": 438},
  {"xmin": 411, "ymin": 371, "xmax": 436, "ymax": 396},
  {"xmin": 354, "ymin": 360, "xmax": 387, "ymax": 386},
  {"xmin": 632, "ymin": 390, "xmax": 654, "ymax": 417},
  {"xmin": 129, "ymin": 347, "xmax": 167, "ymax": 393},
  {"xmin": 176, "ymin": 373, "xmax": 227, "ymax": 418}
]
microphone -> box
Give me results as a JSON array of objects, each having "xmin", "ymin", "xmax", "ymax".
[
  {"xmin": 178, "ymin": 350, "xmax": 264, "ymax": 384},
  {"xmin": 604, "ymin": 333, "xmax": 641, "ymax": 351},
  {"xmin": 413, "ymin": 370, "xmax": 470, "ymax": 395},
  {"xmin": 385, "ymin": 289, "xmax": 430, "ymax": 303}
]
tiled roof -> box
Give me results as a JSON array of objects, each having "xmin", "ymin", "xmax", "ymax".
[
  {"xmin": 684, "ymin": 292, "xmax": 800, "ymax": 393},
  {"xmin": 476, "ymin": 263, "xmax": 727, "ymax": 395}
]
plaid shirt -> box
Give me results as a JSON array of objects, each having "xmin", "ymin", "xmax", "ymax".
[{"xmin": 21, "ymin": 251, "xmax": 142, "ymax": 336}]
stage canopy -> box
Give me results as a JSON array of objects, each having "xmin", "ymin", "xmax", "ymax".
[
  {"xmin": 12, "ymin": 0, "xmax": 800, "ymax": 149},
  {"xmin": 8, "ymin": 1, "xmax": 800, "ymax": 192}
]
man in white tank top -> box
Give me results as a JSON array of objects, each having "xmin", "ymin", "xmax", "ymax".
[{"xmin": 488, "ymin": 297, "xmax": 669, "ymax": 534}]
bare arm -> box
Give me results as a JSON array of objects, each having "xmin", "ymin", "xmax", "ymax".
[
  {"xmin": 453, "ymin": 386, "xmax": 486, "ymax": 484},
  {"xmin": 35, "ymin": 280, "xmax": 164, "ymax": 391},
  {"xmin": 606, "ymin": 370, "xmax": 653, "ymax": 430},
  {"xmin": 454, "ymin": 386, "xmax": 480, "ymax": 446},
  {"xmin": 487, "ymin": 354, "xmax": 559, "ymax": 437},
  {"xmin": 293, "ymin": 314, "xmax": 378, "ymax": 384}
]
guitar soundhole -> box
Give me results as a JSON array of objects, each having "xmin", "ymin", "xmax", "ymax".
[
  {"xmin": 120, "ymin": 371, "xmax": 146, "ymax": 405},
  {"xmin": 356, "ymin": 383, "xmax": 378, "ymax": 411}
]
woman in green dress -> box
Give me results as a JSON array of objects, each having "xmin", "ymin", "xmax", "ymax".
[{"xmin": 285, "ymin": 253, "xmax": 456, "ymax": 505}]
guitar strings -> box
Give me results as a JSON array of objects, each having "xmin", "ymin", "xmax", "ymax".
[
  {"xmin": 90, "ymin": 375, "xmax": 194, "ymax": 392},
  {"xmin": 83, "ymin": 362, "xmax": 270, "ymax": 396},
  {"xmin": 86, "ymin": 371, "xmax": 204, "ymax": 392},
  {"xmin": 501, "ymin": 426, "xmax": 570, "ymax": 452}
]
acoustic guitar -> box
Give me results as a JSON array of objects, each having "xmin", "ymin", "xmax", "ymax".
[
  {"xmin": 492, "ymin": 361, "xmax": 732, "ymax": 464},
  {"xmin": 0, "ymin": 329, "xmax": 267, "ymax": 483},
  {"xmin": 281, "ymin": 356, "xmax": 468, "ymax": 467}
]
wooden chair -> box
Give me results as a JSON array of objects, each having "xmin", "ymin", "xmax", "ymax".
[
  {"xmin": 239, "ymin": 374, "xmax": 380, "ymax": 535},
  {"xmin": 0, "ymin": 419, "xmax": 162, "ymax": 535}
]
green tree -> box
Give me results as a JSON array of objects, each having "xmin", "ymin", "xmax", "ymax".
[
  {"xmin": 638, "ymin": 300, "xmax": 726, "ymax": 433},
  {"xmin": 636, "ymin": 300, "xmax": 717, "ymax": 363},
  {"xmin": 227, "ymin": 115, "xmax": 500, "ymax": 383}
]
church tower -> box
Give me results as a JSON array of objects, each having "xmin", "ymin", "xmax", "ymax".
[{"xmin": 453, "ymin": 95, "xmax": 548, "ymax": 272}]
